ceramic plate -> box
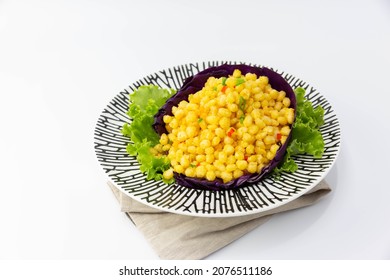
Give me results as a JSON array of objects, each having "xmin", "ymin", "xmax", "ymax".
[{"xmin": 94, "ymin": 61, "xmax": 340, "ymax": 217}]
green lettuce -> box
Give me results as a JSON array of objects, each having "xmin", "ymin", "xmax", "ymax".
[
  {"xmin": 121, "ymin": 85, "xmax": 176, "ymax": 184},
  {"xmin": 273, "ymin": 87, "xmax": 325, "ymax": 174}
]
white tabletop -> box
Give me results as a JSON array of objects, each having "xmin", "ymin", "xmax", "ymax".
[{"xmin": 1, "ymin": 0, "xmax": 389, "ymax": 260}]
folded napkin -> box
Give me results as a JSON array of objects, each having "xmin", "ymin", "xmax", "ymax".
[{"xmin": 108, "ymin": 180, "xmax": 331, "ymax": 260}]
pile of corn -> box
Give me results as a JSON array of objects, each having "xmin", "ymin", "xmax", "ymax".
[{"xmin": 153, "ymin": 69, "xmax": 294, "ymax": 183}]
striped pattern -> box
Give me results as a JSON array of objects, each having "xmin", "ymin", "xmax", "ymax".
[{"xmin": 94, "ymin": 61, "xmax": 341, "ymax": 217}]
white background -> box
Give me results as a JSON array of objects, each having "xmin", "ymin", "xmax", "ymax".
[{"xmin": 1, "ymin": 0, "xmax": 389, "ymax": 260}]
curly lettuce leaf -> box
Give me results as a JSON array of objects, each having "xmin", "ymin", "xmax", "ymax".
[
  {"xmin": 273, "ymin": 87, "xmax": 325, "ymax": 174},
  {"xmin": 121, "ymin": 85, "xmax": 175, "ymax": 184}
]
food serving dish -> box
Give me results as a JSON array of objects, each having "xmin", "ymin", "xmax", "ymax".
[{"xmin": 94, "ymin": 61, "xmax": 340, "ymax": 217}]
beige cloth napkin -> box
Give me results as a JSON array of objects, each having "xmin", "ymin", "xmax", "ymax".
[{"xmin": 108, "ymin": 180, "xmax": 331, "ymax": 260}]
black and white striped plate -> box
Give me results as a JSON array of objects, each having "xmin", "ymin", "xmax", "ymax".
[{"xmin": 94, "ymin": 61, "xmax": 340, "ymax": 217}]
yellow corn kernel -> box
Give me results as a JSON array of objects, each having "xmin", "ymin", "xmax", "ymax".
[
  {"xmin": 224, "ymin": 136, "xmax": 234, "ymax": 145},
  {"xmin": 178, "ymin": 100, "xmax": 188, "ymax": 109},
  {"xmin": 187, "ymin": 111, "xmax": 198, "ymax": 123},
  {"xmin": 177, "ymin": 131, "xmax": 187, "ymax": 142},
  {"xmin": 180, "ymin": 156, "xmax": 190, "ymax": 168},
  {"xmin": 266, "ymin": 151, "xmax": 275, "ymax": 160},
  {"xmin": 162, "ymin": 144, "xmax": 171, "ymax": 151},
  {"xmin": 236, "ymin": 160, "xmax": 248, "ymax": 170},
  {"xmin": 227, "ymin": 103, "xmax": 239, "ymax": 112},
  {"xmin": 218, "ymin": 152, "xmax": 228, "ymax": 163},
  {"xmin": 205, "ymin": 147, "xmax": 214, "ymax": 155},
  {"xmin": 277, "ymin": 91, "xmax": 286, "ymax": 101},
  {"xmin": 159, "ymin": 133, "xmax": 168, "ymax": 145},
  {"xmin": 221, "ymin": 171, "xmax": 233, "ymax": 183},
  {"xmin": 187, "ymin": 145, "xmax": 196, "ymax": 154},
  {"xmin": 245, "ymin": 73, "xmax": 257, "ymax": 81},
  {"xmin": 270, "ymin": 144, "xmax": 279, "ymax": 154},
  {"xmin": 223, "ymin": 144, "xmax": 235, "ymax": 155},
  {"xmin": 264, "ymin": 135, "xmax": 276, "ymax": 145},
  {"xmin": 256, "ymin": 140, "xmax": 265, "ymax": 148},
  {"xmin": 275, "ymin": 101, "xmax": 283, "ymax": 111},
  {"xmin": 217, "ymin": 94, "xmax": 227, "ymax": 106},
  {"xmin": 185, "ymin": 167, "xmax": 196, "ymax": 177},
  {"xmin": 282, "ymin": 97, "xmax": 291, "ymax": 108},
  {"xmin": 154, "ymin": 143, "xmax": 163, "ymax": 152},
  {"xmin": 187, "ymin": 103, "xmax": 199, "ymax": 111},
  {"xmin": 226, "ymin": 92, "xmax": 235, "ymax": 103},
  {"xmin": 234, "ymin": 151, "xmax": 245, "ymax": 160},
  {"xmin": 174, "ymin": 108, "xmax": 185, "ymax": 120},
  {"xmin": 174, "ymin": 164, "xmax": 184, "ymax": 173},
  {"xmin": 163, "ymin": 168, "xmax": 174, "ymax": 180},
  {"xmin": 247, "ymin": 125, "xmax": 258, "ymax": 135},
  {"xmin": 186, "ymin": 126, "xmax": 198, "ymax": 138},
  {"xmin": 214, "ymin": 161, "xmax": 226, "ymax": 171},
  {"xmin": 163, "ymin": 115, "xmax": 173, "ymax": 124},
  {"xmin": 203, "ymin": 129, "xmax": 214, "ymax": 141},
  {"xmin": 219, "ymin": 117, "xmax": 230, "ymax": 129},
  {"xmin": 206, "ymin": 115, "xmax": 219, "ymax": 125},
  {"xmin": 242, "ymin": 133, "xmax": 254, "ymax": 143},
  {"xmin": 248, "ymin": 155, "xmax": 257, "ymax": 163},
  {"xmin": 255, "ymin": 146, "xmax": 266, "ymax": 156},
  {"xmin": 233, "ymin": 169, "xmax": 244, "ymax": 179},
  {"xmin": 256, "ymin": 155, "xmax": 264, "ymax": 164},
  {"xmin": 271, "ymin": 119, "xmax": 279, "ymax": 126},
  {"xmin": 218, "ymin": 108, "xmax": 231, "ymax": 118},
  {"xmin": 270, "ymin": 110, "xmax": 279, "ymax": 120},
  {"xmin": 277, "ymin": 116, "xmax": 287, "ymax": 126},
  {"xmin": 200, "ymin": 139, "xmax": 211, "ymax": 149},
  {"xmin": 227, "ymin": 155, "xmax": 236, "ymax": 165},
  {"xmin": 286, "ymin": 109, "xmax": 294, "ymax": 124},
  {"xmin": 209, "ymin": 105, "xmax": 218, "ymax": 115},
  {"xmin": 243, "ymin": 115, "xmax": 253, "ymax": 127},
  {"xmin": 169, "ymin": 118, "xmax": 178, "ymax": 129},
  {"xmin": 264, "ymin": 126, "xmax": 274, "ymax": 135},
  {"xmin": 270, "ymin": 90, "xmax": 279, "ymax": 100},
  {"xmin": 262, "ymin": 116, "xmax": 272, "ymax": 125},
  {"xmin": 226, "ymin": 77, "xmax": 236, "ymax": 87},
  {"xmin": 206, "ymin": 154, "xmax": 215, "ymax": 164},
  {"xmin": 233, "ymin": 69, "xmax": 242, "ymax": 78},
  {"xmin": 240, "ymin": 89, "xmax": 250, "ymax": 100},
  {"xmin": 253, "ymin": 91, "xmax": 264, "ymax": 99},
  {"xmin": 236, "ymin": 127, "xmax": 247, "ymax": 138},
  {"xmin": 247, "ymin": 162, "xmax": 257, "ymax": 173},
  {"xmin": 256, "ymin": 131, "xmax": 267, "ymax": 140},
  {"xmin": 254, "ymin": 118, "xmax": 266, "ymax": 129},
  {"xmin": 281, "ymin": 126, "xmax": 291, "ymax": 136},
  {"xmin": 258, "ymin": 76, "xmax": 269, "ymax": 85},
  {"xmin": 206, "ymin": 170, "xmax": 216, "ymax": 181},
  {"xmin": 196, "ymin": 147, "xmax": 204, "ymax": 155},
  {"xmin": 168, "ymin": 149, "xmax": 176, "ymax": 159},
  {"xmin": 215, "ymin": 127, "xmax": 225, "ymax": 138},
  {"xmin": 168, "ymin": 133, "xmax": 176, "ymax": 143},
  {"xmin": 246, "ymin": 144, "xmax": 255, "ymax": 155},
  {"xmin": 226, "ymin": 164, "xmax": 236, "ymax": 172},
  {"xmin": 211, "ymin": 136, "xmax": 221, "ymax": 146},
  {"xmin": 192, "ymin": 136, "xmax": 200, "ymax": 146},
  {"xmin": 195, "ymin": 154, "xmax": 206, "ymax": 163},
  {"xmin": 195, "ymin": 165, "xmax": 207, "ymax": 178}
]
